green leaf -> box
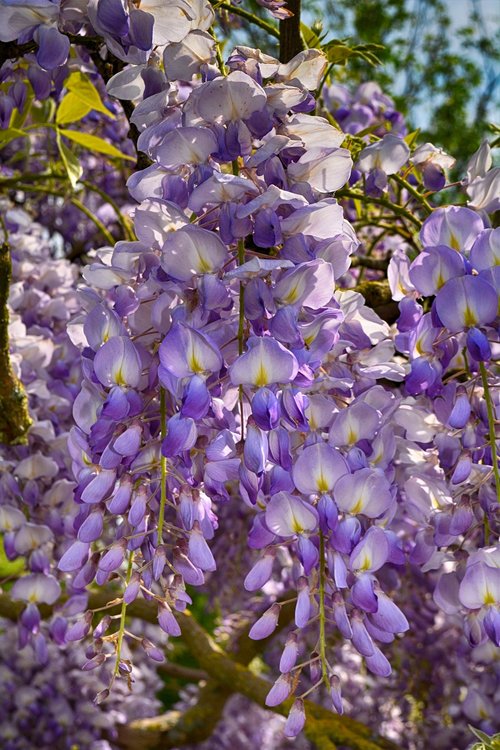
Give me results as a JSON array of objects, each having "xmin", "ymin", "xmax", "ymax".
[
  {"xmin": 323, "ymin": 39, "xmax": 353, "ymax": 65},
  {"xmin": 323, "ymin": 39, "xmax": 384, "ymax": 67},
  {"xmin": 31, "ymin": 96, "xmax": 56, "ymax": 125},
  {"xmin": 56, "ymin": 92, "xmax": 93, "ymax": 125},
  {"xmin": 0, "ymin": 537, "xmax": 25, "ymax": 577},
  {"xmin": 65, "ymin": 71, "xmax": 115, "ymax": 119},
  {"xmin": 10, "ymin": 94, "xmax": 33, "ymax": 130},
  {"xmin": 59, "ymin": 129, "xmax": 136, "ymax": 162},
  {"xmin": 404, "ymin": 129, "xmax": 421, "ymax": 148},
  {"xmin": 470, "ymin": 726, "xmax": 494, "ymax": 743},
  {"xmin": 489, "ymin": 129, "xmax": 500, "ymax": 148},
  {"xmin": 0, "ymin": 127, "xmax": 26, "ymax": 148},
  {"xmin": 301, "ymin": 22, "xmax": 322, "ymax": 49},
  {"xmin": 56, "ymin": 130, "xmax": 83, "ymax": 188},
  {"xmin": 468, "ymin": 725, "xmax": 497, "ymax": 749}
]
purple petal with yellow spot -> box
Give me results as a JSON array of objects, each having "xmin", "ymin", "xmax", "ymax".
[
  {"xmin": 160, "ymin": 322, "xmax": 222, "ymax": 378},
  {"xmin": 94, "ymin": 336, "xmax": 142, "ymax": 388},
  {"xmin": 459, "ymin": 560, "xmax": 500, "ymax": 609},
  {"xmin": 11, "ymin": 573, "xmax": 61, "ymax": 605},
  {"xmin": 334, "ymin": 468, "xmax": 392, "ymax": 518},
  {"xmin": 229, "ymin": 336, "xmax": 298, "ymax": 387},
  {"xmin": 293, "ymin": 442, "xmax": 349, "ymax": 495},
  {"xmin": 435, "ymin": 275, "xmax": 497, "ymax": 331},
  {"xmin": 265, "ymin": 491, "xmax": 318, "ymax": 537},
  {"xmin": 161, "ymin": 225, "xmax": 227, "ymax": 281},
  {"xmin": 349, "ymin": 527, "xmax": 389, "ymax": 573}
]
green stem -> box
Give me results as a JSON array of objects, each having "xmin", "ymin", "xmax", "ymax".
[
  {"xmin": 2, "ymin": 183, "xmax": 115, "ymax": 245},
  {"xmin": 337, "ymin": 188, "xmax": 422, "ymax": 228},
  {"xmin": 484, "ymin": 515, "xmax": 491, "ymax": 545},
  {"xmin": 114, "ymin": 552, "xmax": 134, "ymax": 677},
  {"xmin": 157, "ymin": 388, "xmax": 167, "ymax": 545},
  {"xmin": 0, "ymin": 174, "xmax": 134, "ymax": 241},
  {"xmin": 80, "ymin": 180, "xmax": 135, "ymax": 241},
  {"xmin": 318, "ymin": 62, "xmax": 334, "ymax": 96},
  {"xmin": 212, "ymin": 1, "xmax": 280, "ymax": 39},
  {"xmin": 318, "ymin": 531, "xmax": 330, "ymax": 690},
  {"xmin": 479, "ymin": 361, "xmax": 500, "ymax": 503},
  {"xmin": 210, "ymin": 27, "xmax": 227, "ymax": 75},
  {"xmin": 356, "ymin": 219, "xmax": 413, "ymax": 240},
  {"xmin": 237, "ymin": 238, "xmax": 245, "ymax": 441},
  {"xmin": 390, "ymin": 173, "xmax": 433, "ymax": 215}
]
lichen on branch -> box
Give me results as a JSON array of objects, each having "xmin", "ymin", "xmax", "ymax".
[
  {"xmin": 0, "ymin": 590, "xmax": 402, "ymax": 750},
  {"xmin": 0, "ymin": 238, "xmax": 32, "ymax": 445}
]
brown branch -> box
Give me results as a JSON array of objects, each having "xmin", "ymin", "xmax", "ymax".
[
  {"xmin": 351, "ymin": 255, "xmax": 389, "ymax": 271},
  {"xmin": 0, "ymin": 36, "xmax": 103, "ymax": 67},
  {"xmin": 158, "ymin": 662, "xmax": 207, "ymax": 681},
  {"xmin": 351, "ymin": 279, "xmax": 399, "ymax": 324},
  {"xmin": 0, "ymin": 40, "xmax": 37, "ymax": 66},
  {"xmin": 0, "ymin": 589, "xmax": 400, "ymax": 750},
  {"xmin": 0, "ymin": 237, "xmax": 32, "ymax": 445},
  {"xmin": 279, "ymin": 0, "xmax": 304, "ymax": 62},
  {"xmin": 119, "ymin": 610, "xmax": 401, "ymax": 750}
]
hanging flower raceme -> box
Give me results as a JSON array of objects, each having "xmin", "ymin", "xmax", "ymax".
[{"xmin": 4, "ymin": 8, "xmax": 500, "ymax": 743}]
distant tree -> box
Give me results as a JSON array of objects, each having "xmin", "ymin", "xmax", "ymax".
[{"xmin": 240, "ymin": 0, "xmax": 499, "ymax": 157}]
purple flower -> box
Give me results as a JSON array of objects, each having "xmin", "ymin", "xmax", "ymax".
[
  {"xmin": 265, "ymin": 492, "xmax": 318, "ymax": 536},
  {"xmin": 365, "ymin": 644, "xmax": 392, "ymax": 677},
  {"xmin": 279, "ymin": 632, "xmax": 298, "ymax": 672},
  {"xmin": 349, "ymin": 527, "xmax": 390, "ymax": 573},
  {"xmin": 244, "ymin": 549, "xmax": 275, "ymax": 591},
  {"xmin": 93, "ymin": 336, "xmax": 142, "ymax": 388},
  {"xmin": 459, "ymin": 559, "xmax": 500, "ymax": 610},
  {"xmin": 357, "ymin": 133, "xmax": 410, "ymax": 175},
  {"xmin": 249, "ymin": 602, "xmax": 280, "ymax": 640},
  {"xmin": 58, "ymin": 540, "xmax": 90, "ymax": 572},
  {"xmin": 11, "ymin": 573, "xmax": 61, "ymax": 605},
  {"xmin": 188, "ymin": 521, "xmax": 216, "ymax": 571},
  {"xmin": 420, "ymin": 206, "xmax": 484, "ymax": 253},
  {"xmin": 329, "ymin": 402, "xmax": 380, "ymax": 447},
  {"xmin": 162, "ymin": 414, "xmax": 197, "ymax": 457},
  {"xmin": 334, "ymin": 468, "xmax": 393, "ymax": 518},
  {"xmin": 409, "ymin": 245, "xmax": 465, "ymax": 296},
  {"xmin": 435, "ymin": 275, "xmax": 497, "ymax": 332},
  {"xmin": 158, "ymin": 603, "xmax": 181, "ymax": 636},
  {"xmin": 161, "ymin": 225, "xmax": 228, "ymax": 280},
  {"xmin": 265, "ymin": 673, "xmax": 292, "ymax": 706},
  {"xmin": 230, "ymin": 336, "xmax": 299, "ymax": 387},
  {"xmin": 160, "ymin": 322, "xmax": 222, "ymax": 378},
  {"xmin": 156, "ymin": 126, "xmax": 218, "ymax": 169},
  {"xmin": 251, "ymin": 387, "xmax": 280, "ymax": 430},
  {"xmin": 284, "ymin": 699, "xmax": 306, "ymax": 738},
  {"xmin": 329, "ymin": 674, "xmax": 343, "ymax": 714},
  {"xmin": 292, "ymin": 442, "xmax": 349, "ymax": 495}
]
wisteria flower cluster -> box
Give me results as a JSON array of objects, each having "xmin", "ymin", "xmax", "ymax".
[
  {"xmin": 0, "ymin": 205, "xmax": 81, "ymax": 653},
  {"xmin": 0, "ymin": 616, "xmax": 161, "ymax": 750},
  {"xmin": 0, "ymin": 2, "xmax": 499, "ymax": 749},
  {"xmin": 323, "ymin": 79, "xmax": 407, "ymax": 138}
]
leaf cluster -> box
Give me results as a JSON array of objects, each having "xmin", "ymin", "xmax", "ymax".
[{"xmin": 469, "ymin": 726, "xmax": 500, "ymax": 750}]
